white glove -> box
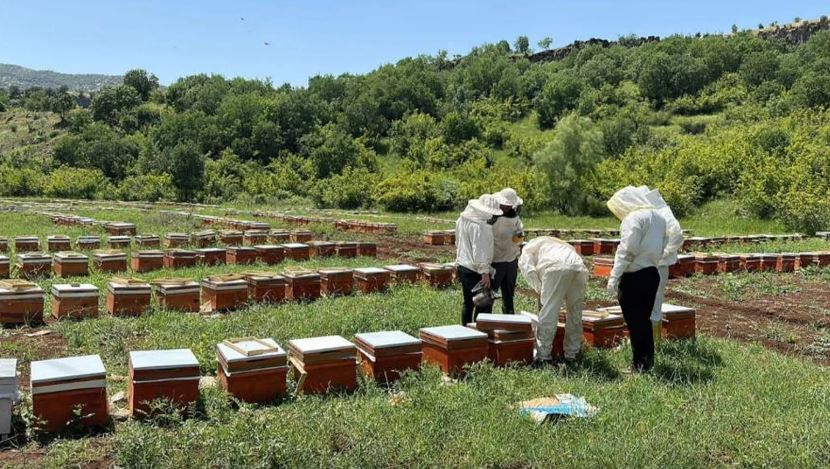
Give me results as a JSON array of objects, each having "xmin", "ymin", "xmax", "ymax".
[{"xmin": 606, "ymin": 278, "xmax": 619, "ymax": 296}]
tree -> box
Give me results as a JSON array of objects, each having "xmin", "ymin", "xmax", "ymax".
[
  {"xmin": 90, "ymin": 85, "xmax": 140, "ymax": 125},
  {"xmin": 514, "ymin": 36, "xmax": 531, "ymax": 54},
  {"xmin": 301, "ymin": 123, "xmax": 360, "ymax": 178},
  {"xmin": 165, "ymin": 142, "xmax": 204, "ymax": 201},
  {"xmin": 50, "ymin": 92, "xmax": 76, "ymax": 122},
  {"xmin": 731, "ymin": 24, "xmax": 739, "ymax": 33},
  {"xmin": 740, "ymin": 50, "xmax": 780, "ymax": 86},
  {"xmin": 536, "ymin": 72, "xmax": 584, "ymax": 128},
  {"xmin": 538, "ymin": 37, "xmax": 553, "ymax": 50},
  {"xmin": 123, "ymin": 69, "xmax": 160, "ymax": 101}
]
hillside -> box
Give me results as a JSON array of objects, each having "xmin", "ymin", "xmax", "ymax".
[{"xmin": 0, "ymin": 63, "xmax": 122, "ymax": 91}]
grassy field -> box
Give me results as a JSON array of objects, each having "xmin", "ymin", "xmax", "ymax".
[{"xmin": 0, "ymin": 201, "xmax": 829, "ymax": 467}]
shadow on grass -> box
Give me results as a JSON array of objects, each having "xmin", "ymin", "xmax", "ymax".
[
  {"xmin": 652, "ymin": 339, "xmax": 724, "ymax": 386},
  {"xmin": 562, "ymin": 349, "xmax": 621, "ymax": 381}
]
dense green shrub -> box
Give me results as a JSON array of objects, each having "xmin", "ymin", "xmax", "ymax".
[
  {"xmin": 44, "ymin": 167, "xmax": 110, "ymax": 199},
  {"xmin": 375, "ymin": 171, "xmax": 457, "ymax": 212},
  {"xmin": 312, "ymin": 167, "xmax": 378, "ymax": 209},
  {"xmin": 116, "ymin": 173, "xmax": 176, "ymax": 202}
]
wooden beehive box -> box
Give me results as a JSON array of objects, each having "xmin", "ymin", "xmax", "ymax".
[
  {"xmin": 384, "ymin": 264, "xmax": 420, "ymax": 284},
  {"xmin": 16, "ymin": 252, "xmax": 52, "ymax": 279},
  {"xmin": 254, "ymin": 245, "xmax": 284, "ymax": 265},
  {"xmin": 592, "ymin": 257, "xmax": 614, "ymax": 278},
  {"xmin": 282, "ymin": 243, "xmax": 310, "ymax": 261},
  {"xmin": 474, "ymin": 314, "xmax": 534, "ymax": 366},
  {"xmin": 163, "ymin": 249, "xmax": 198, "ymax": 269},
  {"xmin": 419, "ymin": 325, "xmax": 488, "ymax": 377},
  {"xmin": 318, "ymin": 268, "xmax": 354, "ymax": 297},
  {"xmin": 287, "ymin": 336, "xmax": 357, "ymax": 395},
  {"xmin": 283, "ymin": 270, "xmax": 321, "ymax": 301},
  {"xmin": 131, "ymin": 250, "xmax": 164, "ymax": 273},
  {"xmin": 52, "ymin": 251, "xmax": 89, "ymax": 278},
  {"xmin": 694, "ymin": 254, "xmax": 719, "ymax": 275},
  {"xmin": 30, "ymin": 355, "xmax": 108, "ymax": 433},
  {"xmin": 216, "ymin": 338, "xmax": 287, "ymax": 404},
  {"xmin": 353, "ymin": 267, "xmax": 390, "ymax": 294},
  {"xmin": 47, "ymin": 235, "xmax": 71, "ymax": 252},
  {"xmin": 356, "ymin": 242, "xmax": 377, "ymax": 258},
  {"xmin": 51, "ymin": 283, "xmax": 99, "ymax": 319},
  {"xmin": 93, "ymin": 250, "xmax": 127, "ymax": 273},
  {"xmin": 418, "ymin": 263, "xmax": 454, "ymax": 288},
  {"xmin": 0, "ymin": 358, "xmax": 18, "ymax": 436},
  {"xmin": 76, "ymin": 236, "xmax": 101, "ymax": 250},
  {"xmin": 219, "ymin": 230, "xmax": 244, "ymax": 246},
  {"xmin": 568, "ymin": 240, "xmax": 595, "ymax": 256},
  {"xmin": 661, "ymin": 304, "xmax": 696, "ymax": 340},
  {"xmin": 163, "ymin": 233, "xmax": 189, "ymax": 249},
  {"xmin": 107, "ymin": 279, "xmax": 151, "ymax": 316},
  {"xmin": 0, "ymin": 280, "xmax": 44, "ymax": 325},
  {"xmin": 777, "ymin": 253, "xmax": 797, "ymax": 273},
  {"xmin": 290, "ymin": 230, "xmax": 313, "ymax": 243},
  {"xmin": 334, "ymin": 242, "xmax": 357, "ymax": 258},
  {"xmin": 424, "ymin": 231, "xmax": 448, "ymax": 246},
  {"xmin": 243, "ymin": 272, "xmax": 287, "ymax": 303},
  {"xmin": 134, "ymin": 234, "xmax": 160, "ymax": 248},
  {"xmin": 152, "ymin": 280, "xmax": 200, "ymax": 312},
  {"xmin": 128, "ymin": 349, "xmax": 200, "ymax": 418},
  {"xmin": 226, "ymin": 246, "xmax": 258, "ymax": 265},
  {"xmin": 14, "ymin": 236, "xmax": 40, "ymax": 252},
  {"xmin": 107, "ymin": 236, "xmax": 132, "ymax": 249},
  {"xmin": 355, "ymin": 331, "xmax": 421, "ymax": 384},
  {"xmin": 105, "ymin": 222, "xmax": 136, "ymax": 236},
  {"xmin": 191, "ymin": 230, "xmax": 217, "ymax": 248},
  {"xmin": 244, "ymin": 230, "xmax": 269, "ymax": 246},
  {"xmin": 196, "ymin": 248, "xmax": 226, "ymax": 266},
  {"xmin": 201, "ymin": 275, "xmax": 249, "ymax": 312},
  {"xmin": 581, "ymin": 309, "xmax": 627, "ymax": 348},
  {"xmin": 268, "ymin": 229, "xmax": 291, "ymax": 244}
]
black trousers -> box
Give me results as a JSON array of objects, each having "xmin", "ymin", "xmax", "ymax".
[
  {"xmin": 458, "ymin": 265, "xmax": 492, "ymax": 325},
  {"xmin": 492, "ymin": 259, "xmax": 518, "ymax": 315},
  {"xmin": 618, "ymin": 266, "xmax": 660, "ymax": 371}
]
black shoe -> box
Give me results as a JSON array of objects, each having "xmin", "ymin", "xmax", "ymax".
[{"xmin": 532, "ymin": 358, "xmax": 554, "ymax": 369}]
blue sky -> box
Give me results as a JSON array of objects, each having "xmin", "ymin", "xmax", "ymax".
[{"xmin": 2, "ymin": 1, "xmax": 827, "ymax": 86}]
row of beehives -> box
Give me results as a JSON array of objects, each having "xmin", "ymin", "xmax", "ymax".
[
  {"xmin": 0, "ymin": 304, "xmax": 695, "ymax": 434},
  {"xmin": 227, "ymin": 207, "xmax": 399, "ymax": 234},
  {"xmin": 592, "ymin": 251, "xmax": 830, "ymax": 278},
  {"xmin": 0, "ymin": 228, "xmax": 324, "ymax": 253},
  {"xmin": 0, "ymin": 241, "xmax": 378, "ymax": 281},
  {"xmin": 0, "ymin": 262, "xmax": 456, "ymax": 326}
]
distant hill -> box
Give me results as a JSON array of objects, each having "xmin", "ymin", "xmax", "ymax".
[{"xmin": 0, "ymin": 63, "xmax": 122, "ymax": 91}]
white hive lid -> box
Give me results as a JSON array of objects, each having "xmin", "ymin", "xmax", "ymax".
[
  {"xmin": 475, "ymin": 314, "xmax": 532, "ymax": 326},
  {"xmin": 354, "ymin": 331, "xmax": 420, "ymax": 349},
  {"xmin": 253, "ymin": 244, "xmax": 282, "ymax": 249},
  {"xmin": 283, "ymin": 243, "xmax": 308, "ymax": 249},
  {"xmin": 217, "ymin": 338, "xmax": 286, "ymax": 363},
  {"xmin": 0, "ymin": 358, "xmax": 17, "ymax": 384},
  {"xmin": 355, "ymin": 267, "xmax": 387, "ymax": 275},
  {"xmin": 51, "ymin": 283, "xmax": 98, "ymax": 295},
  {"xmin": 385, "ymin": 264, "xmax": 418, "ymax": 272},
  {"xmin": 420, "ymin": 325, "xmax": 487, "ymax": 341},
  {"xmin": 288, "ymin": 335, "xmax": 354, "ymax": 354},
  {"xmin": 129, "ymin": 349, "xmax": 199, "ymax": 370},
  {"xmin": 31, "ymin": 355, "xmax": 105, "ymax": 384},
  {"xmin": 662, "ymin": 304, "xmax": 695, "ymax": 314}
]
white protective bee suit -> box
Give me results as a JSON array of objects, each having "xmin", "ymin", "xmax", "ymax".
[{"xmin": 519, "ymin": 236, "xmax": 588, "ymax": 360}]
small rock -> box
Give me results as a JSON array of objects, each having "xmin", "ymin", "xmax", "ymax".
[
  {"xmin": 199, "ymin": 376, "xmax": 217, "ymax": 389},
  {"xmin": 26, "ymin": 330, "xmax": 51, "ymax": 338}
]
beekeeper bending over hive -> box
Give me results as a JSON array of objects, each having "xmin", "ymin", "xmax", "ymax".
[
  {"xmin": 519, "ymin": 236, "xmax": 588, "ymax": 364},
  {"xmin": 606, "ymin": 186, "xmax": 669, "ymax": 372},
  {"xmin": 637, "ymin": 186, "xmax": 684, "ymax": 341},
  {"xmin": 455, "ymin": 194, "xmax": 503, "ymax": 325}
]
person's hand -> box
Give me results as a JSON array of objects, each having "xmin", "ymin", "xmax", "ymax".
[
  {"xmin": 481, "ymin": 273, "xmax": 491, "ymax": 289},
  {"xmin": 606, "ymin": 278, "xmax": 618, "ymax": 296}
]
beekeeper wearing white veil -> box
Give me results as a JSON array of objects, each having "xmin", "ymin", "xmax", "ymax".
[
  {"xmin": 607, "ymin": 186, "xmax": 669, "ymax": 372},
  {"xmin": 519, "ymin": 236, "xmax": 588, "ymax": 364},
  {"xmin": 455, "ymin": 194, "xmax": 503, "ymax": 325},
  {"xmin": 637, "ymin": 186, "xmax": 684, "ymax": 341}
]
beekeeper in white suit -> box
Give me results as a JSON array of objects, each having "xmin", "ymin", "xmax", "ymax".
[
  {"xmin": 607, "ymin": 186, "xmax": 668, "ymax": 372},
  {"xmin": 637, "ymin": 186, "xmax": 685, "ymax": 341},
  {"xmin": 491, "ymin": 188, "xmax": 525, "ymax": 315},
  {"xmin": 519, "ymin": 236, "xmax": 588, "ymax": 364},
  {"xmin": 455, "ymin": 194, "xmax": 503, "ymax": 326}
]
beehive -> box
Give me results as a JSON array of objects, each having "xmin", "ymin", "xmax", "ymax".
[
  {"xmin": 31, "ymin": 355, "xmax": 108, "ymax": 433},
  {"xmin": 290, "ymin": 230, "xmax": 313, "ymax": 243},
  {"xmin": 0, "ymin": 237, "xmax": 7, "ymax": 253},
  {"xmin": 107, "ymin": 236, "xmax": 132, "ymax": 249},
  {"xmin": 0, "ymin": 280, "xmax": 44, "ymax": 325},
  {"xmin": 128, "ymin": 349, "xmax": 200, "ymax": 418},
  {"xmin": 51, "ymin": 283, "xmax": 99, "ymax": 319},
  {"xmin": 759, "ymin": 254, "xmax": 780, "ymax": 272},
  {"xmin": 243, "ymin": 271, "xmax": 287, "ymax": 303},
  {"xmin": 287, "ymin": 336, "xmax": 357, "ymax": 394},
  {"xmin": 353, "ymin": 267, "xmax": 390, "ymax": 294},
  {"xmin": 76, "ymin": 236, "xmax": 101, "ymax": 250},
  {"xmin": 318, "ymin": 268, "xmax": 354, "ymax": 297},
  {"xmin": 244, "ymin": 230, "xmax": 269, "ymax": 246},
  {"xmin": 16, "ymin": 252, "xmax": 52, "ymax": 279},
  {"xmin": 283, "ymin": 243, "xmax": 311, "ymax": 261},
  {"xmin": 0, "ymin": 255, "xmax": 8, "ymax": 279},
  {"xmin": 591, "ymin": 238, "xmax": 619, "ymax": 256},
  {"xmin": 424, "ymin": 231, "xmax": 448, "ymax": 246},
  {"xmin": 308, "ymin": 240, "xmax": 336, "ymax": 257},
  {"xmin": 163, "ymin": 233, "xmax": 189, "ymax": 249},
  {"xmin": 93, "ymin": 250, "xmax": 127, "ymax": 273},
  {"xmin": 583, "ymin": 309, "xmax": 628, "ymax": 348},
  {"xmin": 131, "ymin": 250, "xmax": 164, "ymax": 273},
  {"xmin": 418, "ymin": 263, "xmax": 454, "ymax": 288},
  {"xmin": 355, "ymin": 331, "xmax": 421, "ymax": 384},
  {"xmin": 226, "ymin": 246, "xmax": 258, "ymax": 265},
  {"xmin": 52, "ymin": 251, "xmax": 89, "ymax": 278},
  {"xmin": 717, "ymin": 254, "xmax": 741, "ymax": 273},
  {"xmin": 191, "ymin": 230, "xmax": 218, "ymax": 248},
  {"xmin": 46, "ymin": 235, "xmax": 71, "ymax": 252},
  {"xmin": 568, "ymin": 240, "xmax": 595, "ymax": 256},
  {"xmin": 419, "ymin": 325, "xmax": 488, "ymax": 377},
  {"xmin": 14, "ymin": 236, "xmax": 40, "ymax": 252},
  {"xmin": 283, "ymin": 270, "xmax": 321, "ymax": 301},
  {"xmin": 0, "ymin": 358, "xmax": 18, "ymax": 436},
  {"xmin": 669, "ymin": 254, "xmax": 695, "ymax": 278},
  {"xmin": 219, "ymin": 230, "xmax": 244, "ymax": 246},
  {"xmin": 163, "ymin": 249, "xmax": 199, "ymax": 269},
  {"xmin": 474, "ymin": 314, "xmax": 535, "ymax": 366},
  {"xmin": 196, "ymin": 247, "xmax": 227, "ymax": 266},
  {"xmin": 216, "ymin": 338, "xmax": 287, "ymax": 404},
  {"xmin": 254, "ymin": 245, "xmax": 284, "ymax": 265},
  {"xmin": 592, "ymin": 257, "xmax": 614, "ymax": 278},
  {"xmin": 267, "ymin": 229, "xmax": 291, "ymax": 244},
  {"xmin": 777, "ymin": 253, "xmax": 797, "ymax": 273},
  {"xmin": 694, "ymin": 254, "xmax": 719, "ymax": 275},
  {"xmin": 797, "ymin": 253, "xmax": 816, "ymax": 269},
  {"xmin": 661, "ymin": 304, "xmax": 696, "ymax": 340},
  {"xmin": 334, "ymin": 241, "xmax": 357, "ymax": 258},
  {"xmin": 356, "ymin": 242, "xmax": 377, "ymax": 257},
  {"xmin": 106, "ymin": 279, "xmax": 151, "ymax": 316},
  {"xmin": 134, "ymin": 234, "xmax": 160, "ymax": 248},
  {"xmin": 201, "ymin": 275, "xmax": 249, "ymax": 312},
  {"xmin": 152, "ymin": 279, "xmax": 200, "ymax": 312},
  {"xmin": 105, "ymin": 222, "xmax": 136, "ymax": 236},
  {"xmin": 384, "ymin": 264, "xmax": 420, "ymax": 284}
]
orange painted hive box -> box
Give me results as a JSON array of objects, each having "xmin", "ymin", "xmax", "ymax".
[
  {"xmin": 128, "ymin": 349, "xmax": 200, "ymax": 418},
  {"xmin": 196, "ymin": 247, "xmax": 227, "ymax": 266},
  {"xmin": 355, "ymin": 330, "xmax": 421, "ymax": 384},
  {"xmin": 226, "ymin": 246, "xmax": 258, "ymax": 265},
  {"xmin": 76, "ymin": 236, "xmax": 101, "ymax": 250},
  {"xmin": 243, "ymin": 272, "xmax": 287, "ymax": 303},
  {"xmin": 152, "ymin": 280, "xmax": 200, "ymax": 312},
  {"xmin": 797, "ymin": 253, "xmax": 816, "ymax": 269},
  {"xmin": 254, "ymin": 245, "xmax": 284, "ymax": 265},
  {"xmin": 669, "ymin": 254, "xmax": 696, "ymax": 278},
  {"xmin": 288, "ymin": 335, "xmax": 357, "ymax": 394},
  {"xmin": 308, "ymin": 240, "xmax": 336, "ymax": 257},
  {"xmin": 0, "ymin": 255, "xmax": 8, "ymax": 278},
  {"xmin": 106, "ymin": 279, "xmax": 151, "ymax": 316},
  {"xmin": 420, "ymin": 325, "xmax": 488, "ymax": 377},
  {"xmin": 740, "ymin": 254, "xmax": 763, "ymax": 272},
  {"xmin": 568, "ymin": 240, "xmax": 595, "ymax": 256},
  {"xmin": 694, "ymin": 254, "xmax": 719, "ymax": 275},
  {"xmin": 131, "ymin": 250, "xmax": 164, "ymax": 273},
  {"xmin": 105, "ymin": 222, "xmax": 136, "ymax": 236},
  {"xmin": 777, "ymin": 253, "xmax": 797, "ymax": 273},
  {"xmin": 354, "ymin": 267, "xmax": 390, "ymax": 294},
  {"xmin": 14, "ymin": 236, "xmax": 40, "ymax": 252},
  {"xmin": 216, "ymin": 338, "xmax": 287, "ymax": 404},
  {"xmin": 290, "ymin": 230, "xmax": 313, "ymax": 243},
  {"xmin": 93, "ymin": 250, "xmax": 128, "ymax": 273},
  {"xmin": 106, "ymin": 236, "xmax": 132, "ymax": 249},
  {"xmin": 47, "ymin": 236, "xmax": 71, "ymax": 252},
  {"xmin": 334, "ymin": 242, "xmax": 358, "ymax": 258},
  {"xmin": 51, "ymin": 283, "xmax": 99, "ymax": 319},
  {"xmin": 384, "ymin": 264, "xmax": 420, "ymax": 284},
  {"xmin": 52, "ymin": 252, "xmax": 89, "ymax": 278},
  {"xmin": 134, "ymin": 235, "xmax": 160, "ymax": 248},
  {"xmin": 661, "ymin": 304, "xmax": 696, "ymax": 340},
  {"xmin": 268, "ymin": 229, "xmax": 291, "ymax": 244},
  {"xmin": 591, "ymin": 238, "xmax": 619, "ymax": 255},
  {"xmin": 219, "ymin": 230, "xmax": 244, "ymax": 246},
  {"xmin": 592, "ymin": 257, "xmax": 614, "ymax": 278},
  {"xmin": 282, "ymin": 243, "xmax": 310, "ymax": 261},
  {"xmin": 318, "ymin": 268, "xmax": 354, "ymax": 297},
  {"xmin": 201, "ymin": 276, "xmax": 249, "ymax": 312},
  {"xmin": 163, "ymin": 249, "xmax": 198, "ymax": 269},
  {"xmin": 283, "ymin": 270, "xmax": 321, "ymax": 301},
  {"xmin": 191, "ymin": 230, "xmax": 217, "ymax": 248},
  {"xmin": 0, "ymin": 237, "xmax": 7, "ymax": 253},
  {"xmin": 580, "ymin": 308, "xmax": 627, "ymax": 348},
  {"xmin": 424, "ymin": 231, "xmax": 448, "ymax": 246},
  {"xmin": 474, "ymin": 313, "xmax": 535, "ymax": 366},
  {"xmin": 16, "ymin": 252, "xmax": 52, "ymax": 279},
  {"xmin": 717, "ymin": 254, "xmax": 741, "ymax": 273},
  {"xmin": 356, "ymin": 242, "xmax": 377, "ymax": 257},
  {"xmin": 759, "ymin": 254, "xmax": 780, "ymax": 272},
  {"xmin": 419, "ymin": 263, "xmax": 454, "ymax": 288},
  {"xmin": 164, "ymin": 231, "xmax": 190, "ymax": 248},
  {"xmin": 31, "ymin": 355, "xmax": 108, "ymax": 433},
  {"xmin": 243, "ymin": 230, "xmax": 269, "ymax": 246},
  {"xmin": 0, "ymin": 280, "xmax": 44, "ymax": 325}
]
